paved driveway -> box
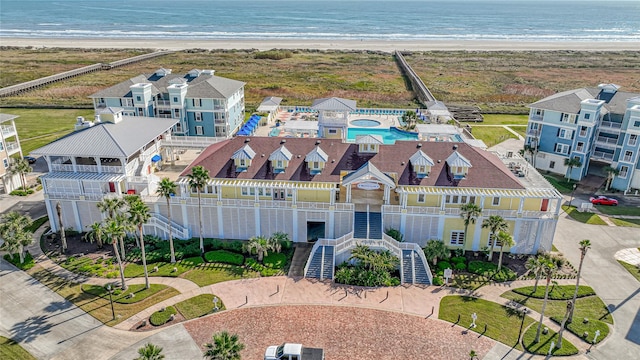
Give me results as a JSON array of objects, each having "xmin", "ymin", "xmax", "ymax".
[{"xmin": 552, "ymin": 214, "xmax": 640, "ymax": 359}]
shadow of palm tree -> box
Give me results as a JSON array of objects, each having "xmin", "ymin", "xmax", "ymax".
[{"xmin": 10, "ymin": 314, "xmax": 53, "ymax": 343}]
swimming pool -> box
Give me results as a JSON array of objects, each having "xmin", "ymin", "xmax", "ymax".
[
  {"xmin": 350, "ymin": 119, "xmax": 381, "ymax": 127},
  {"xmin": 347, "ymin": 127, "xmax": 419, "ymax": 144}
]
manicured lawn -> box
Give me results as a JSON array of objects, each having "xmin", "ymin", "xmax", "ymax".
[
  {"xmin": 551, "ymin": 316, "xmax": 610, "ymax": 344},
  {"xmin": 617, "ymin": 260, "xmax": 640, "ymax": 282},
  {"xmin": 0, "ymin": 108, "xmax": 95, "ymax": 154},
  {"xmin": 522, "ymin": 324, "xmax": 578, "ymax": 356},
  {"xmin": 0, "ymin": 336, "xmax": 36, "ymax": 360},
  {"xmin": 175, "ymin": 294, "xmax": 226, "ymax": 320},
  {"xmin": 502, "ymin": 290, "xmax": 613, "ymax": 325},
  {"xmin": 82, "ymin": 284, "xmax": 172, "ymax": 304},
  {"xmin": 150, "ymin": 306, "xmax": 177, "ymax": 326},
  {"xmin": 479, "ymin": 114, "xmax": 530, "ymax": 125},
  {"xmin": 439, "ymin": 296, "xmax": 535, "ymax": 350},
  {"xmin": 512, "ymin": 285, "xmax": 595, "ymax": 300},
  {"xmin": 610, "ymin": 218, "xmax": 640, "ymax": 228},
  {"xmin": 26, "ymin": 216, "xmax": 49, "ymax": 233},
  {"xmin": 27, "ymin": 265, "xmax": 179, "ymax": 326},
  {"xmin": 467, "ymin": 127, "xmax": 518, "ymax": 147},
  {"xmin": 181, "ymin": 262, "xmax": 259, "ymax": 287},
  {"xmin": 124, "ymin": 257, "xmax": 204, "ymax": 278},
  {"xmin": 562, "ymin": 206, "xmax": 607, "ymax": 225},
  {"xmin": 509, "ymin": 125, "xmax": 527, "ymax": 138},
  {"xmin": 595, "ymin": 205, "xmax": 640, "ymax": 217},
  {"xmin": 544, "ymin": 175, "xmax": 575, "ymax": 194},
  {"xmin": 3, "ymin": 253, "xmax": 36, "ymax": 271},
  {"xmin": 60, "ymin": 256, "xmax": 119, "ymax": 278}
]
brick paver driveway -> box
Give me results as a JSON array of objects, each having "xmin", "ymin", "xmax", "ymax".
[{"xmin": 184, "ymin": 305, "xmax": 494, "ymax": 359}]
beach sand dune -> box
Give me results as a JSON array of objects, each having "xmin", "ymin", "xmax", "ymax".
[{"xmin": 3, "ymin": 37, "xmax": 640, "ymax": 52}]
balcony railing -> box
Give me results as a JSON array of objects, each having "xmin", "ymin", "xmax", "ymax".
[
  {"xmin": 600, "ymin": 121, "xmax": 622, "ymax": 130},
  {"xmin": 592, "ymin": 151, "xmax": 614, "ymax": 161},
  {"xmin": 1, "ymin": 125, "xmax": 16, "ymax": 136},
  {"xmin": 5, "ymin": 141, "xmax": 20, "ymax": 154},
  {"xmin": 50, "ymin": 163, "xmax": 123, "ymax": 173},
  {"xmin": 155, "ymin": 100, "xmax": 171, "ymax": 107},
  {"xmin": 596, "ymin": 136, "xmax": 618, "ymax": 145}
]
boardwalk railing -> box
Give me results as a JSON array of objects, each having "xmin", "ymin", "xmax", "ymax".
[
  {"xmin": 394, "ymin": 50, "xmax": 436, "ymax": 105},
  {"xmin": 0, "ymin": 50, "xmax": 173, "ymax": 98}
]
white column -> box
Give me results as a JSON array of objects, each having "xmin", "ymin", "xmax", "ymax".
[
  {"xmin": 292, "ymin": 206, "xmax": 299, "ymax": 242},
  {"xmin": 254, "ymin": 204, "xmax": 261, "ymax": 237},
  {"xmin": 330, "ymin": 188, "xmax": 335, "ymax": 205},
  {"xmin": 346, "ymin": 186, "xmax": 351, "ymax": 203},
  {"xmin": 328, "ymin": 208, "xmax": 335, "ymax": 238},
  {"xmin": 71, "ymin": 157, "xmax": 77, "ymax": 172},
  {"xmin": 383, "ymin": 185, "xmax": 390, "ymax": 204},
  {"xmin": 217, "ymin": 186, "xmax": 222, "ymax": 201},
  {"xmin": 217, "ymin": 204, "xmax": 224, "ymax": 239},
  {"xmin": 45, "ymin": 199, "xmax": 57, "ymax": 232},
  {"xmin": 472, "ymin": 217, "xmax": 482, "ymax": 251},
  {"xmin": 400, "ymin": 209, "xmax": 407, "ymax": 235},
  {"xmin": 437, "ymin": 214, "xmax": 446, "ymax": 240},
  {"xmin": 95, "ymin": 156, "xmax": 102, "ymax": 173},
  {"xmin": 72, "ymin": 201, "xmax": 82, "ymax": 231},
  {"xmin": 440, "ymin": 194, "xmax": 446, "ymax": 210},
  {"xmin": 181, "ymin": 201, "xmax": 189, "ymax": 233},
  {"xmin": 518, "ymin": 198, "xmax": 525, "ymax": 213},
  {"xmin": 532, "ymin": 220, "xmax": 545, "ymax": 253}
]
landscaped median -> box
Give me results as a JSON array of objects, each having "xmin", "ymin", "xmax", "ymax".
[{"xmin": 149, "ymin": 294, "xmax": 226, "ymax": 327}]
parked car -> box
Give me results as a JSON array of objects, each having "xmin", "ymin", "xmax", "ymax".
[
  {"xmin": 265, "ymin": 343, "xmax": 324, "ymax": 360},
  {"xmin": 589, "ymin": 196, "xmax": 618, "ymax": 206},
  {"xmin": 24, "ymin": 156, "xmax": 37, "ymax": 164}
]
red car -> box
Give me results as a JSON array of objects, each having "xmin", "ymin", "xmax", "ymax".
[{"xmin": 589, "ymin": 196, "xmax": 618, "ymax": 206}]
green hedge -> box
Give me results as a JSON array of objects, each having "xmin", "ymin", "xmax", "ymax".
[
  {"xmin": 263, "ymin": 253, "xmax": 287, "ymax": 269},
  {"xmin": 149, "ymin": 306, "xmax": 177, "ymax": 326},
  {"xmin": 468, "ymin": 260, "xmax": 497, "ymax": 275},
  {"xmin": 3, "ymin": 253, "xmax": 35, "ymax": 270},
  {"xmin": 437, "ymin": 261, "xmax": 451, "ymax": 270},
  {"xmin": 245, "ymin": 258, "xmax": 281, "ymax": 276},
  {"xmin": 204, "ymin": 250, "xmax": 244, "ymax": 265},
  {"xmin": 451, "ymin": 256, "xmax": 466, "ymax": 264},
  {"xmin": 513, "ymin": 285, "xmax": 595, "ymax": 300}
]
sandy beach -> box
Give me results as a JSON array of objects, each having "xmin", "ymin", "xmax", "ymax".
[{"xmin": 3, "ymin": 37, "xmax": 640, "ymax": 52}]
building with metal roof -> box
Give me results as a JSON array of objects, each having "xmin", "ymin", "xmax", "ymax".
[
  {"xmin": 89, "ymin": 68, "xmax": 245, "ymax": 139},
  {"xmin": 525, "ymin": 84, "xmax": 640, "ymax": 191}
]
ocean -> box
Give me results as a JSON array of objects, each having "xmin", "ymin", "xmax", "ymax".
[{"xmin": 1, "ymin": 0, "xmax": 639, "ymax": 42}]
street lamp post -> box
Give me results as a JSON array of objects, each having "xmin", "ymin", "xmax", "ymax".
[
  {"xmin": 106, "ymin": 284, "xmax": 115, "ymax": 320},
  {"xmin": 569, "ymin": 184, "xmax": 577, "ymax": 208},
  {"xmin": 518, "ymin": 307, "xmax": 528, "ymax": 342}
]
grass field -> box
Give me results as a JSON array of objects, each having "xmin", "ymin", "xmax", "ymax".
[
  {"xmin": 0, "ymin": 336, "xmax": 36, "ymax": 360},
  {"xmin": 478, "ymin": 114, "xmax": 530, "ymax": 125},
  {"xmin": 595, "ymin": 205, "xmax": 640, "ymax": 217},
  {"xmin": 543, "ymin": 175, "xmax": 575, "ymax": 194},
  {"xmin": 175, "ymin": 294, "xmax": 226, "ymax": 320},
  {"xmin": 522, "ymin": 325, "xmax": 578, "ymax": 356},
  {"xmin": 562, "ymin": 206, "xmax": 607, "ymax": 225},
  {"xmin": 610, "ymin": 218, "xmax": 640, "ymax": 228},
  {"xmin": 468, "ymin": 126, "xmax": 519, "ymax": 147}
]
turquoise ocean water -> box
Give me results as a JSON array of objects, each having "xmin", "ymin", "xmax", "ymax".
[{"xmin": 1, "ymin": 0, "xmax": 638, "ymax": 41}]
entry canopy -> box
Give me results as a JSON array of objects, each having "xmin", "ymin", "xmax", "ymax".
[{"xmin": 342, "ymin": 161, "xmax": 396, "ymax": 188}]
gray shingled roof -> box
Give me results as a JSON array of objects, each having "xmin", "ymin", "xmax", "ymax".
[
  {"xmin": 312, "ymin": 97, "xmax": 357, "ymax": 111},
  {"xmin": 0, "ymin": 113, "xmax": 19, "ymax": 123},
  {"xmin": 529, "ymin": 87, "xmax": 640, "ymax": 115},
  {"xmin": 31, "ymin": 116, "xmax": 177, "ymax": 158}
]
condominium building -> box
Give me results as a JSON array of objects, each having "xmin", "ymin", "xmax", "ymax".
[
  {"xmin": 525, "ymin": 84, "xmax": 640, "ymax": 191},
  {"xmin": 0, "ymin": 113, "xmax": 23, "ymax": 194},
  {"xmin": 90, "ymin": 68, "xmax": 245, "ymax": 138}
]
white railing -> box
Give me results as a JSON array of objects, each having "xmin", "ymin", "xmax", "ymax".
[
  {"xmin": 385, "ymin": 233, "xmax": 433, "ymax": 284},
  {"xmin": 592, "ymin": 151, "xmax": 614, "ymax": 161},
  {"xmin": 145, "ymin": 216, "xmax": 190, "ymax": 240},
  {"xmin": 161, "ymin": 135, "xmax": 228, "ymax": 148},
  {"xmin": 5, "ymin": 141, "xmax": 20, "ymax": 153},
  {"xmin": 155, "ymin": 100, "xmax": 171, "ymax": 107},
  {"xmin": 1, "ymin": 125, "xmax": 16, "ymax": 136},
  {"xmin": 596, "ymin": 136, "xmax": 618, "ymax": 146},
  {"xmin": 47, "ymin": 192, "xmax": 105, "ymax": 201},
  {"xmin": 600, "ymin": 121, "xmax": 622, "ymax": 129},
  {"xmin": 139, "ymin": 146, "xmax": 158, "ymax": 162}
]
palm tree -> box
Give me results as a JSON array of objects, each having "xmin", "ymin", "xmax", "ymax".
[
  {"xmin": 495, "ymin": 231, "xmax": 514, "ymax": 271},
  {"xmin": 135, "ymin": 343, "xmax": 165, "ymax": 360},
  {"xmin": 556, "ymin": 300, "xmax": 573, "ymax": 349},
  {"xmin": 534, "ymin": 259, "xmax": 558, "ymax": 343},
  {"xmin": 127, "ymin": 196, "xmax": 152, "ymax": 289},
  {"xmin": 423, "ymin": 239, "xmax": 450, "ymax": 266},
  {"xmin": 187, "ymin": 165, "xmax": 210, "ymax": 254},
  {"xmin": 564, "ymin": 158, "xmax": 582, "ymax": 182},
  {"xmin": 373, "ymin": 249, "xmax": 399, "ymax": 272},
  {"xmin": 459, "ymin": 202, "xmax": 482, "ymax": 249},
  {"xmin": 84, "ymin": 221, "xmax": 105, "ymax": 249},
  {"xmin": 102, "ymin": 216, "xmax": 128, "ymax": 290},
  {"xmin": 55, "ymin": 202, "xmax": 67, "ymax": 254},
  {"xmin": 349, "ymin": 244, "xmax": 375, "ymax": 268},
  {"xmin": 568, "ymin": 239, "xmax": 591, "ymax": 323},
  {"xmin": 157, "ymin": 177, "xmax": 177, "ymax": 263},
  {"xmin": 602, "ymin": 166, "xmax": 619, "ymax": 191},
  {"xmin": 97, "ymin": 196, "xmax": 127, "ymax": 256},
  {"xmin": 525, "ymin": 255, "xmax": 544, "ymax": 292},
  {"xmin": 0, "ymin": 211, "xmax": 34, "ymax": 264},
  {"xmin": 203, "ymin": 331, "xmax": 244, "ymax": 360},
  {"xmin": 244, "ymin": 236, "xmax": 273, "ymax": 262},
  {"xmin": 481, "ymin": 215, "xmax": 508, "ymax": 261},
  {"xmin": 8, "ymin": 157, "xmax": 32, "ymax": 190},
  {"xmin": 269, "ymin": 231, "xmax": 290, "ymax": 253}
]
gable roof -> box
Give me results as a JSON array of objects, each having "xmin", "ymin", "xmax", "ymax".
[
  {"xmin": 312, "ymin": 97, "xmax": 357, "ymax": 111},
  {"xmin": 529, "ymin": 87, "xmax": 640, "ymax": 115},
  {"xmin": 31, "ymin": 116, "xmax": 177, "ymax": 158},
  {"xmin": 342, "ymin": 161, "xmax": 396, "ymax": 188},
  {"xmin": 409, "ymin": 149, "xmax": 435, "ymax": 166},
  {"xmin": 355, "ymin": 134, "xmax": 384, "ymax": 145},
  {"xmin": 306, "ymin": 146, "xmax": 329, "ymax": 163},
  {"xmin": 446, "ymin": 151, "xmax": 472, "ymax": 168},
  {"xmin": 269, "ymin": 145, "xmax": 293, "ymax": 161},
  {"xmin": 183, "ymin": 137, "xmax": 525, "ymax": 189},
  {"xmin": 257, "ymin": 96, "xmax": 283, "ymax": 112},
  {"xmin": 231, "ymin": 144, "xmax": 256, "ymax": 160}
]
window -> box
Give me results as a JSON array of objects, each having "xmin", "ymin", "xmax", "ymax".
[
  {"xmin": 417, "ymin": 194, "xmax": 425, "ymax": 203},
  {"xmin": 195, "ymin": 126, "xmax": 203, "ymax": 135},
  {"xmin": 192, "ymin": 98, "xmax": 202, "ymax": 107},
  {"xmin": 121, "ymin": 98, "xmax": 133, "ymax": 107},
  {"xmin": 561, "ymin": 113, "xmax": 572, "ymax": 123},
  {"xmin": 629, "ymin": 134, "xmax": 638, "ymax": 146},
  {"xmin": 312, "ymin": 161, "xmax": 320, "ymax": 169},
  {"xmin": 584, "ymin": 113, "xmax": 590, "ymax": 120},
  {"xmin": 635, "ymin": 121, "xmax": 640, "ymax": 128},
  {"xmin": 238, "ymin": 159, "xmax": 247, "ymax": 167},
  {"xmin": 241, "ymin": 187, "xmax": 248, "ymax": 196},
  {"xmin": 579, "ymin": 126, "xmax": 587, "ymax": 137},
  {"xmin": 249, "ymin": 187, "xmax": 255, "ymax": 196},
  {"xmin": 558, "ymin": 128, "xmax": 572, "ymax": 140},
  {"xmin": 2, "ymin": 159, "xmax": 8, "ymax": 168},
  {"xmin": 450, "ymin": 231, "xmax": 465, "ymax": 246},
  {"xmin": 173, "ymin": 97, "xmax": 178, "ymax": 103},
  {"xmin": 576, "ymin": 142, "xmax": 585, "ymax": 152},
  {"xmin": 554, "ymin": 143, "xmax": 570, "ymax": 155},
  {"xmin": 492, "ymin": 197, "xmax": 500, "ymax": 206},
  {"xmin": 195, "ymin": 112, "xmax": 203, "ymax": 122},
  {"xmin": 328, "ymin": 129, "xmax": 337, "ymax": 134},
  {"xmin": 173, "ymin": 109, "xmax": 180, "ymax": 118},
  {"xmin": 535, "ymin": 109, "xmax": 544, "ymax": 117},
  {"xmin": 623, "ymin": 151, "xmax": 633, "ymax": 162},
  {"xmin": 445, "ymin": 195, "xmax": 475, "ymax": 204},
  {"xmin": 619, "ymin": 166, "xmax": 628, "ymax": 178},
  {"xmin": 136, "ymin": 96, "xmax": 141, "ymax": 102},
  {"xmin": 258, "ymin": 188, "xmax": 264, "ymax": 196},
  {"xmin": 549, "ymin": 161, "xmax": 555, "ymax": 169},
  {"xmin": 487, "ymin": 234, "xmax": 502, "ymax": 247},
  {"xmin": 276, "ymin": 160, "xmax": 284, "ymax": 169}
]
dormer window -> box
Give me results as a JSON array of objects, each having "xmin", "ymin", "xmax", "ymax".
[
  {"xmin": 446, "ymin": 149, "xmax": 472, "ymax": 180},
  {"xmin": 305, "ymin": 144, "xmax": 328, "ymax": 175},
  {"xmin": 409, "ymin": 149, "xmax": 434, "ymax": 178},
  {"xmin": 231, "ymin": 143, "xmax": 256, "ymax": 172},
  {"xmin": 269, "ymin": 144, "xmax": 292, "ymax": 174},
  {"xmin": 355, "ymin": 135, "xmax": 383, "ymax": 153}
]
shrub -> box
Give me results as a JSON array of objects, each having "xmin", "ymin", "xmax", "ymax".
[
  {"xmin": 437, "ymin": 261, "xmax": 451, "ymax": 270},
  {"xmin": 255, "ymin": 50, "xmax": 293, "ymax": 60},
  {"xmin": 9, "ymin": 189, "xmax": 34, "ymax": 196},
  {"xmin": 245, "ymin": 258, "xmax": 280, "ymax": 276},
  {"xmin": 451, "ymin": 256, "xmax": 466, "ymax": 264},
  {"xmin": 204, "ymin": 250, "xmax": 244, "ymax": 265},
  {"xmin": 221, "ymin": 240, "xmax": 244, "ymax": 254},
  {"xmin": 385, "ymin": 228, "xmax": 404, "ymax": 242},
  {"xmin": 454, "ymin": 262, "xmax": 467, "ymax": 271},
  {"xmin": 3, "ymin": 252, "xmax": 35, "ymax": 270},
  {"xmin": 492, "ymin": 268, "xmax": 517, "ymax": 282},
  {"xmin": 149, "ymin": 306, "xmax": 177, "ymax": 326},
  {"xmin": 432, "ymin": 275, "xmax": 444, "ymax": 286},
  {"xmin": 468, "ymin": 261, "xmax": 498, "ymax": 276},
  {"xmin": 263, "ymin": 253, "xmax": 287, "ymax": 269}
]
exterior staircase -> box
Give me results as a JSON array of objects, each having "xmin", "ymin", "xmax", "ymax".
[
  {"xmin": 368, "ymin": 212, "xmax": 382, "ymax": 239},
  {"xmin": 354, "ymin": 212, "xmax": 368, "ymax": 238},
  {"xmin": 304, "ymin": 245, "xmax": 335, "ymax": 280},
  {"xmin": 401, "ymin": 248, "xmax": 431, "ymax": 285},
  {"xmin": 143, "ymin": 213, "xmax": 191, "ymax": 240},
  {"xmin": 402, "ymin": 250, "xmax": 415, "ymax": 283}
]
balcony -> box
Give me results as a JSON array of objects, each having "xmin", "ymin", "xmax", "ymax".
[
  {"xmin": 526, "ymin": 129, "xmax": 541, "ymax": 137},
  {"xmin": 1, "ymin": 125, "xmax": 17, "ymax": 137},
  {"xmin": 600, "ymin": 121, "xmax": 622, "ymax": 131},
  {"xmin": 4, "ymin": 141, "xmax": 20, "ymax": 154},
  {"xmin": 155, "ymin": 100, "xmax": 172, "ymax": 108},
  {"xmin": 595, "ymin": 136, "xmax": 619, "ymax": 149},
  {"xmin": 592, "ymin": 151, "xmax": 614, "ymax": 162}
]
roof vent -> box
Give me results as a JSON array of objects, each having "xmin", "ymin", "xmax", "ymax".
[
  {"xmin": 261, "ymin": 154, "xmax": 265, "ymax": 157},
  {"xmin": 401, "ymin": 162, "xmax": 405, "ymax": 165},
  {"xmin": 417, "ymin": 143, "xmax": 422, "ymax": 148},
  {"xmin": 452, "ymin": 145, "xmax": 458, "ymax": 151},
  {"xmin": 438, "ymin": 159, "xmax": 441, "ymax": 163},
  {"xmin": 332, "ymin": 159, "xmax": 335, "ymax": 163},
  {"xmin": 297, "ymin": 155, "xmax": 301, "ymax": 158},
  {"xmin": 244, "ymin": 138, "xmax": 250, "ymax": 143},
  {"xmin": 315, "ymin": 140, "xmax": 322, "ymax": 145},
  {"xmin": 280, "ymin": 139, "xmax": 287, "ymax": 144}
]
